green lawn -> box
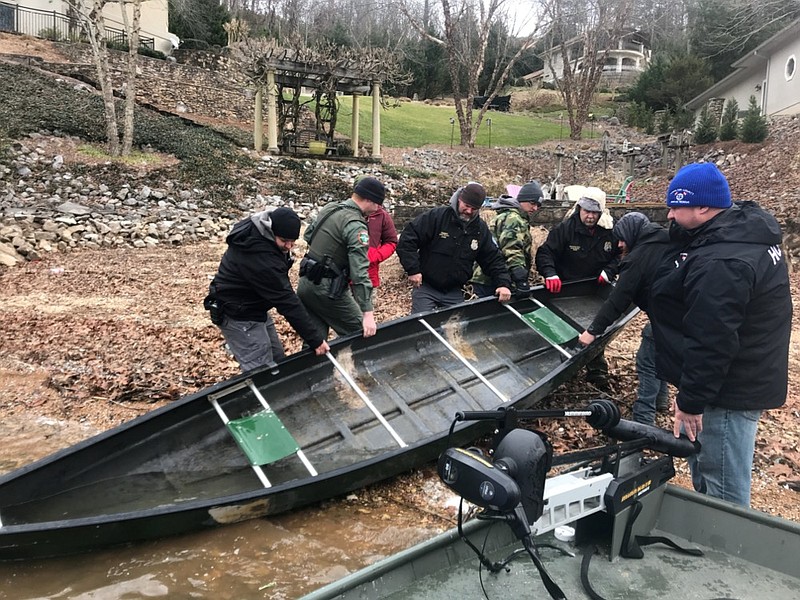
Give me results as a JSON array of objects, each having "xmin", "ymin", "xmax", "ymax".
[{"xmin": 329, "ymin": 97, "xmax": 597, "ymax": 148}]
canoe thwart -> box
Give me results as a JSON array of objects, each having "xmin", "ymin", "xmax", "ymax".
[{"xmin": 417, "ymin": 318, "xmax": 509, "ymax": 403}]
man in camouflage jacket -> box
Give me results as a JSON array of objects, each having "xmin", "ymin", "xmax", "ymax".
[{"xmin": 471, "ymin": 181, "xmax": 543, "ymax": 298}]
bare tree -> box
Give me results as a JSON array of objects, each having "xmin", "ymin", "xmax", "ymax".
[
  {"xmin": 394, "ymin": 0, "xmax": 540, "ymax": 147},
  {"xmin": 119, "ymin": 0, "xmax": 143, "ymax": 155},
  {"xmin": 67, "ymin": 0, "xmax": 148, "ymax": 156},
  {"xmin": 541, "ymin": 0, "xmax": 634, "ymax": 140},
  {"xmin": 81, "ymin": 0, "xmax": 121, "ymax": 155}
]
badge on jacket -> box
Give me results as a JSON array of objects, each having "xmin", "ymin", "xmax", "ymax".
[
  {"xmin": 604, "ymin": 241, "xmax": 613, "ymax": 252},
  {"xmin": 358, "ymin": 230, "xmax": 369, "ymax": 245},
  {"xmin": 471, "ymin": 239, "xmax": 478, "ymax": 251}
]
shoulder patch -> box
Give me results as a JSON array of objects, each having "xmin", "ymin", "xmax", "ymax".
[{"xmin": 358, "ymin": 230, "xmax": 369, "ymax": 245}]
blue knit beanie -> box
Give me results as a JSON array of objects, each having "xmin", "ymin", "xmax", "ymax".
[{"xmin": 666, "ymin": 163, "xmax": 731, "ymax": 208}]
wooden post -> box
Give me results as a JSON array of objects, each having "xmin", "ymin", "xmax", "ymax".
[
  {"xmin": 351, "ymin": 92, "xmax": 361, "ymax": 157},
  {"xmin": 371, "ymin": 81, "xmax": 381, "ymax": 159},
  {"xmin": 254, "ymin": 86, "xmax": 263, "ymax": 152},
  {"xmin": 266, "ymin": 70, "xmax": 279, "ymax": 154}
]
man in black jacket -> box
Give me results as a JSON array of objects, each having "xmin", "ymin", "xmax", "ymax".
[
  {"xmin": 577, "ymin": 212, "xmax": 671, "ymax": 424},
  {"xmin": 649, "ymin": 162, "xmax": 791, "ymax": 507},
  {"xmin": 396, "ymin": 182, "xmax": 512, "ymax": 313},
  {"xmin": 535, "ymin": 190, "xmax": 619, "ymax": 387},
  {"xmin": 205, "ymin": 207, "xmax": 329, "ymax": 372}
]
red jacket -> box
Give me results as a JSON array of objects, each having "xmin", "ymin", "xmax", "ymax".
[{"xmin": 367, "ymin": 206, "xmax": 398, "ymax": 287}]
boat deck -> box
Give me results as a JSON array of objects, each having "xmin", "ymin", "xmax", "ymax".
[{"xmin": 304, "ymin": 485, "xmax": 800, "ymax": 600}]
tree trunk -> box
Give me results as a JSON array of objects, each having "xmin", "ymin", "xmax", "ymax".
[
  {"xmin": 121, "ymin": 0, "xmax": 142, "ymax": 155},
  {"xmin": 86, "ymin": 0, "xmax": 120, "ymax": 156}
]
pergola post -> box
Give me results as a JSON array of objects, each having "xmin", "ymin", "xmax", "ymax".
[
  {"xmin": 266, "ymin": 69, "xmax": 279, "ymax": 154},
  {"xmin": 371, "ymin": 81, "xmax": 381, "ymax": 159},
  {"xmin": 351, "ymin": 92, "xmax": 361, "ymax": 157},
  {"xmin": 254, "ymin": 86, "xmax": 263, "ymax": 152}
]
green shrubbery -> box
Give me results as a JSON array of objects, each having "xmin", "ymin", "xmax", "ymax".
[
  {"xmin": 739, "ymin": 96, "xmax": 768, "ymax": 143},
  {"xmin": 693, "ymin": 104, "xmax": 718, "ymax": 144},
  {"xmin": 719, "ymin": 99, "xmax": 739, "ymax": 141}
]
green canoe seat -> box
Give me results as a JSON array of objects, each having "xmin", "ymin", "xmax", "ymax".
[
  {"xmin": 209, "ymin": 378, "xmax": 317, "ymax": 488},
  {"xmin": 226, "ymin": 409, "xmax": 300, "ymax": 466},
  {"xmin": 521, "ymin": 306, "xmax": 578, "ymax": 346}
]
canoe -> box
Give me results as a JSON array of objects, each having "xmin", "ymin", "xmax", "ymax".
[
  {"xmin": 303, "ymin": 427, "xmax": 800, "ymax": 600},
  {"xmin": 0, "ymin": 279, "xmax": 636, "ymax": 560}
]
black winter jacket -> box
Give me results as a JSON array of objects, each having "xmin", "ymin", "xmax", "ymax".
[
  {"xmin": 535, "ymin": 212, "xmax": 619, "ymax": 281},
  {"xmin": 587, "ymin": 223, "xmax": 670, "ymax": 335},
  {"xmin": 210, "ymin": 214, "xmax": 324, "ymax": 349},
  {"xmin": 649, "ymin": 202, "xmax": 792, "ymax": 414},
  {"xmin": 396, "ymin": 197, "xmax": 511, "ymax": 292}
]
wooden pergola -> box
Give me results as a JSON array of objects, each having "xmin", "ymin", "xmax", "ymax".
[{"xmin": 247, "ymin": 49, "xmax": 389, "ymax": 159}]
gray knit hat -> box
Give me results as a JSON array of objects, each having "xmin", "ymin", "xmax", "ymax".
[{"xmin": 517, "ymin": 181, "xmax": 544, "ymax": 205}]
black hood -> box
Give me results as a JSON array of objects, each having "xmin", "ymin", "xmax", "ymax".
[{"xmin": 225, "ymin": 217, "xmax": 276, "ymax": 253}]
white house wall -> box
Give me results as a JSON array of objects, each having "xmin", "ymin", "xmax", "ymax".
[
  {"xmin": 99, "ymin": 0, "xmax": 172, "ymax": 54},
  {"xmin": 764, "ymin": 39, "xmax": 800, "ymax": 115},
  {"xmin": 7, "ymin": 0, "xmax": 172, "ymax": 54},
  {"xmin": 713, "ymin": 69, "xmax": 768, "ymax": 115}
]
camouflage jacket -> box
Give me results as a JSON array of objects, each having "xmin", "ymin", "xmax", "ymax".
[{"xmin": 471, "ymin": 201, "xmax": 531, "ymax": 287}]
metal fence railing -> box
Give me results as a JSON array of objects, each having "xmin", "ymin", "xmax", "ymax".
[{"xmin": 0, "ymin": 1, "xmax": 154, "ymax": 51}]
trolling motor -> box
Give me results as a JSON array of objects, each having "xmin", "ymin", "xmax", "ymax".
[{"xmin": 437, "ymin": 400, "xmax": 701, "ymax": 600}]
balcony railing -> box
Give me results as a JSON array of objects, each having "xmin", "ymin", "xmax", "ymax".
[{"xmin": 0, "ymin": 1, "xmax": 154, "ymax": 50}]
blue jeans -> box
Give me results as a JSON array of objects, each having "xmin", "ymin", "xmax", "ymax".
[
  {"xmin": 634, "ymin": 323, "xmax": 669, "ymax": 425},
  {"xmin": 687, "ymin": 406, "xmax": 762, "ymax": 507}
]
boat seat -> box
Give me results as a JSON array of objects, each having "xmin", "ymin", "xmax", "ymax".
[
  {"xmin": 209, "ymin": 379, "xmax": 317, "ymax": 488},
  {"xmin": 521, "ymin": 306, "xmax": 578, "ymax": 346},
  {"xmin": 505, "ymin": 300, "xmax": 578, "ymax": 360}
]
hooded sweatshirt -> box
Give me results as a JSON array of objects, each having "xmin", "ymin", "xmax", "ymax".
[
  {"xmin": 586, "ymin": 219, "xmax": 670, "ymax": 335},
  {"xmin": 396, "ymin": 188, "xmax": 511, "ymax": 292},
  {"xmin": 649, "ymin": 201, "xmax": 791, "ymax": 414},
  {"xmin": 210, "ymin": 208, "xmax": 324, "ymax": 349}
]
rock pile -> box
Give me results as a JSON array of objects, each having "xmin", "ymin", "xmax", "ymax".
[{"xmin": 0, "ymin": 137, "xmax": 409, "ymax": 266}]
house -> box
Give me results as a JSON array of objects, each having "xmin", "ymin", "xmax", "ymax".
[
  {"xmin": 0, "ymin": 0, "xmax": 175, "ymax": 55},
  {"xmin": 685, "ymin": 20, "xmax": 800, "ymax": 118},
  {"xmin": 536, "ymin": 30, "xmax": 650, "ymax": 89}
]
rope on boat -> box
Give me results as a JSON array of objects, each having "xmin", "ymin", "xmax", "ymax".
[
  {"xmin": 418, "ymin": 318, "xmax": 510, "ymax": 403},
  {"xmin": 325, "ymin": 352, "xmax": 408, "ymax": 448}
]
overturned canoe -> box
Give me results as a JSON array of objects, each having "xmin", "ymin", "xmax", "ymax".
[{"xmin": 0, "ymin": 280, "xmax": 636, "ymax": 560}]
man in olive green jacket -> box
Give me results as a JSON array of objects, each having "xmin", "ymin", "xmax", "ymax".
[{"xmin": 297, "ymin": 177, "xmax": 384, "ymax": 339}]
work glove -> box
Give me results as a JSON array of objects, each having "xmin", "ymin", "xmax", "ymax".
[
  {"xmin": 510, "ymin": 267, "xmax": 531, "ymax": 297},
  {"xmin": 597, "ymin": 270, "xmax": 611, "ymax": 285},
  {"xmin": 545, "ymin": 276, "xmax": 562, "ymax": 294}
]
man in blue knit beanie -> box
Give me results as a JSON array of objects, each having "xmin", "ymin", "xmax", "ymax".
[{"xmin": 648, "ymin": 162, "xmax": 792, "ymax": 507}]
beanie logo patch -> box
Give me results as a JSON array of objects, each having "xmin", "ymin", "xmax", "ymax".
[{"xmin": 669, "ymin": 188, "xmax": 694, "ymax": 205}]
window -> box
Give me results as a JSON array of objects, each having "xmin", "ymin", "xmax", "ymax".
[
  {"xmin": 0, "ymin": 4, "xmax": 14, "ymax": 33},
  {"xmin": 787, "ymin": 55, "xmax": 796, "ymax": 81}
]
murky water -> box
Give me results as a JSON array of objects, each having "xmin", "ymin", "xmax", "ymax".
[
  {"xmin": 0, "ymin": 499, "xmax": 439, "ymax": 599},
  {"xmin": 0, "ymin": 417, "xmax": 445, "ymax": 599}
]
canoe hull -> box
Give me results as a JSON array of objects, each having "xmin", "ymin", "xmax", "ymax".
[{"xmin": 0, "ymin": 281, "xmax": 635, "ymax": 559}]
